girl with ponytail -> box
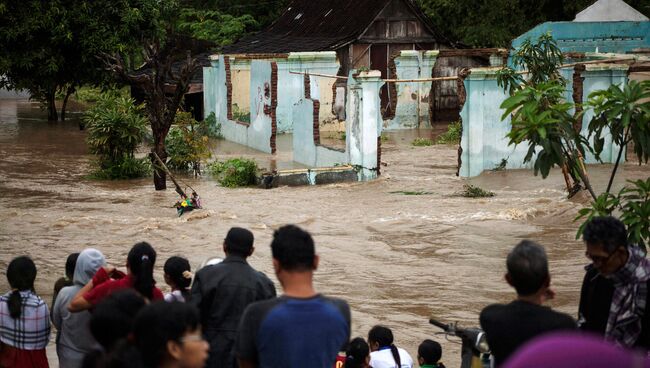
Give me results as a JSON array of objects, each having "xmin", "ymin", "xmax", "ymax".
[
  {"xmin": 368, "ymin": 325, "xmax": 414, "ymax": 368},
  {"xmin": 0, "ymin": 256, "xmax": 51, "ymax": 368},
  {"xmin": 163, "ymin": 256, "xmax": 192, "ymax": 302},
  {"xmin": 69, "ymin": 242, "xmax": 163, "ymax": 312}
]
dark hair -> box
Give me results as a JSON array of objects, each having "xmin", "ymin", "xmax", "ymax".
[
  {"xmin": 224, "ymin": 227, "xmax": 254, "ymax": 257},
  {"xmin": 345, "ymin": 337, "xmax": 370, "ymax": 368},
  {"xmin": 127, "ymin": 242, "xmax": 157, "ymax": 299},
  {"xmin": 90, "ymin": 289, "xmax": 146, "ymax": 351},
  {"xmin": 134, "ymin": 301, "xmax": 200, "ymax": 367},
  {"xmin": 583, "ymin": 216, "xmax": 628, "ymax": 253},
  {"xmin": 418, "ymin": 339, "xmax": 443, "ymax": 365},
  {"xmin": 164, "ymin": 256, "xmax": 191, "ymax": 299},
  {"xmin": 65, "ymin": 252, "xmax": 80, "ymax": 280},
  {"xmin": 506, "ymin": 240, "xmax": 549, "ymax": 296},
  {"xmin": 106, "ymin": 302, "xmax": 201, "ymax": 368},
  {"xmin": 368, "ymin": 325, "xmax": 400, "ymax": 367},
  {"xmin": 6, "ymin": 256, "xmax": 37, "ymax": 319},
  {"xmin": 270, "ymin": 225, "xmax": 315, "ymax": 271}
]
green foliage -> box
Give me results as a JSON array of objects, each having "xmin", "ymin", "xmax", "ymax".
[
  {"xmin": 177, "ymin": 8, "xmax": 257, "ymax": 46},
  {"xmin": 500, "ymin": 80, "xmax": 589, "ymax": 178},
  {"xmin": 575, "ymin": 179, "xmax": 650, "ymax": 248},
  {"xmin": 204, "ymin": 112, "xmax": 223, "ymax": 138},
  {"xmin": 87, "ymin": 157, "xmax": 152, "ymax": 180},
  {"xmin": 497, "ymin": 32, "xmax": 565, "ymax": 94},
  {"xmin": 587, "ymin": 80, "xmax": 650, "ymax": 164},
  {"xmin": 207, "ymin": 158, "xmax": 259, "ymax": 188},
  {"xmin": 84, "ymin": 93, "xmax": 150, "ymax": 179},
  {"xmin": 412, "ymin": 137, "xmax": 434, "ymax": 146},
  {"xmin": 416, "ymin": 0, "xmax": 650, "ymax": 48},
  {"xmin": 0, "ymin": 0, "xmax": 167, "ymax": 120},
  {"xmin": 165, "ymin": 111, "xmax": 216, "ymax": 175},
  {"xmin": 459, "ymin": 184, "xmax": 495, "ymax": 198},
  {"xmin": 619, "ymin": 178, "xmax": 650, "ymax": 249},
  {"xmin": 436, "ymin": 121, "xmax": 462, "ymax": 144},
  {"xmin": 232, "ymin": 104, "xmax": 251, "ymax": 123},
  {"xmin": 492, "ymin": 158, "xmax": 508, "ymax": 171}
]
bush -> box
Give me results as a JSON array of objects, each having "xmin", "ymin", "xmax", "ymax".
[
  {"xmin": 459, "ymin": 184, "xmax": 495, "ymax": 198},
  {"xmin": 88, "ymin": 157, "xmax": 151, "ymax": 180},
  {"xmin": 166, "ymin": 111, "xmax": 216, "ymax": 175},
  {"xmin": 84, "ymin": 93, "xmax": 149, "ymax": 179},
  {"xmin": 207, "ymin": 158, "xmax": 259, "ymax": 187},
  {"xmin": 412, "ymin": 137, "xmax": 433, "ymax": 146},
  {"xmin": 436, "ymin": 121, "xmax": 462, "ymax": 144}
]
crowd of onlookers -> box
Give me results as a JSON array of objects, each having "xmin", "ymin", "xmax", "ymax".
[{"xmin": 1, "ymin": 216, "xmax": 650, "ymax": 368}]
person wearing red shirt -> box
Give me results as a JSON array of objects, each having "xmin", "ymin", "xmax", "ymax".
[{"xmin": 69, "ymin": 242, "xmax": 163, "ymax": 312}]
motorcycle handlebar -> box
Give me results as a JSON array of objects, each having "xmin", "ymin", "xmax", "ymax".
[{"xmin": 428, "ymin": 318, "xmax": 450, "ymax": 332}]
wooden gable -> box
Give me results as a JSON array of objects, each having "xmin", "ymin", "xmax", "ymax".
[{"xmin": 359, "ymin": 0, "xmax": 436, "ymax": 42}]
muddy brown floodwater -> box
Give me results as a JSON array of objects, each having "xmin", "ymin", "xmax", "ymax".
[{"xmin": 0, "ymin": 99, "xmax": 648, "ymax": 367}]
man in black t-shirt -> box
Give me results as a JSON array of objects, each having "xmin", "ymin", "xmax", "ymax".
[{"xmin": 480, "ymin": 240, "xmax": 576, "ymax": 366}]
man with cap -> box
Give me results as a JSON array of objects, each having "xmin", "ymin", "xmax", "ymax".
[{"xmin": 191, "ymin": 227, "xmax": 276, "ymax": 368}]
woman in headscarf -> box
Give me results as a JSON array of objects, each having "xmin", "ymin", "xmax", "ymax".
[{"xmin": 52, "ymin": 248, "xmax": 106, "ymax": 368}]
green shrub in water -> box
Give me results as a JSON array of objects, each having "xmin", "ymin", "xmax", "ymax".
[
  {"xmin": 412, "ymin": 137, "xmax": 433, "ymax": 146},
  {"xmin": 436, "ymin": 121, "xmax": 462, "ymax": 144},
  {"xmin": 88, "ymin": 157, "xmax": 151, "ymax": 180},
  {"xmin": 459, "ymin": 184, "xmax": 495, "ymax": 198},
  {"xmin": 166, "ymin": 111, "xmax": 217, "ymax": 176},
  {"xmin": 84, "ymin": 92, "xmax": 149, "ymax": 179},
  {"xmin": 208, "ymin": 158, "xmax": 259, "ymax": 187}
]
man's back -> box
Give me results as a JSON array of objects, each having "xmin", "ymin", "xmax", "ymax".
[
  {"xmin": 480, "ymin": 300, "xmax": 576, "ymax": 366},
  {"xmin": 191, "ymin": 255, "xmax": 275, "ymax": 368},
  {"xmin": 236, "ymin": 294, "xmax": 350, "ymax": 368}
]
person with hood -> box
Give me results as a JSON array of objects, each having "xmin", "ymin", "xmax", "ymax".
[{"xmin": 52, "ymin": 248, "xmax": 106, "ymax": 368}]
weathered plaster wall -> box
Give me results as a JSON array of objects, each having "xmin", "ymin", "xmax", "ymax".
[
  {"xmin": 383, "ymin": 50, "xmax": 439, "ymax": 130},
  {"xmin": 347, "ymin": 70, "xmax": 384, "ymax": 180},
  {"xmin": 459, "ymin": 64, "xmax": 628, "ymax": 177},
  {"xmin": 204, "ymin": 56, "xmax": 276, "ymax": 154},
  {"xmin": 275, "ymin": 52, "xmax": 340, "ymax": 133},
  {"xmin": 512, "ymin": 21, "xmax": 650, "ymax": 55},
  {"xmin": 292, "ymin": 99, "xmax": 346, "ymax": 167},
  {"xmin": 230, "ymin": 59, "xmax": 251, "ymax": 115}
]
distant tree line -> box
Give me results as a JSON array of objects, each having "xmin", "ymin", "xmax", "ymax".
[{"xmin": 417, "ymin": 0, "xmax": 650, "ymax": 48}]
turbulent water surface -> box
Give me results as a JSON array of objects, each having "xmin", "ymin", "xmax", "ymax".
[{"xmin": 0, "ymin": 99, "xmax": 648, "ymax": 367}]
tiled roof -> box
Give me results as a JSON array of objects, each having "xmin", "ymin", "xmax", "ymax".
[{"xmin": 222, "ymin": 0, "xmax": 446, "ymax": 53}]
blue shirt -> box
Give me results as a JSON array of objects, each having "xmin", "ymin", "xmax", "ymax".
[{"xmin": 236, "ymin": 294, "xmax": 350, "ymax": 368}]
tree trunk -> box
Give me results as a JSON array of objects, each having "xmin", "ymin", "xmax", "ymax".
[
  {"xmin": 47, "ymin": 91, "xmax": 58, "ymax": 121},
  {"xmin": 152, "ymin": 136, "xmax": 167, "ymax": 191},
  {"xmin": 60, "ymin": 86, "xmax": 75, "ymax": 122}
]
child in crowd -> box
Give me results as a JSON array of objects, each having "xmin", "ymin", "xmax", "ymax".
[
  {"xmin": 418, "ymin": 339, "xmax": 445, "ymax": 368},
  {"xmin": 51, "ymin": 252, "xmax": 79, "ymax": 310},
  {"xmin": 345, "ymin": 337, "xmax": 371, "ymax": 368},
  {"xmin": 0, "ymin": 256, "xmax": 51, "ymax": 368},
  {"xmin": 69, "ymin": 241, "xmax": 164, "ymax": 311},
  {"xmin": 163, "ymin": 256, "xmax": 192, "ymax": 302},
  {"xmin": 82, "ymin": 289, "xmax": 147, "ymax": 368},
  {"xmin": 106, "ymin": 301, "xmax": 209, "ymax": 368},
  {"xmin": 368, "ymin": 325, "xmax": 413, "ymax": 368}
]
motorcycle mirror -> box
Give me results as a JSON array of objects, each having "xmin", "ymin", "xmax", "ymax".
[{"xmin": 475, "ymin": 331, "xmax": 490, "ymax": 354}]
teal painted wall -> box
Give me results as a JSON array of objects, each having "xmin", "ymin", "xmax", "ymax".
[
  {"xmin": 459, "ymin": 64, "xmax": 628, "ymax": 177},
  {"xmin": 512, "ymin": 21, "xmax": 650, "ymax": 55}
]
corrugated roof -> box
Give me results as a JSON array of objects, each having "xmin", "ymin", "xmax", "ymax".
[{"xmin": 222, "ymin": 0, "xmax": 446, "ymax": 54}]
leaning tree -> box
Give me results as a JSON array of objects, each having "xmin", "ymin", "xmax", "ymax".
[{"xmin": 102, "ymin": 33, "xmax": 201, "ymax": 190}]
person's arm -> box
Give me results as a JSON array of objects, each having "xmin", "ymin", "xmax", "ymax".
[
  {"xmin": 51, "ymin": 292, "xmax": 65, "ymax": 329},
  {"xmin": 69, "ymin": 266, "xmax": 113, "ymax": 312},
  {"xmin": 68, "ymin": 281, "xmax": 94, "ymax": 312}
]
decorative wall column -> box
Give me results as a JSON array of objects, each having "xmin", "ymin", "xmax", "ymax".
[{"xmin": 347, "ymin": 70, "xmax": 384, "ymax": 180}]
